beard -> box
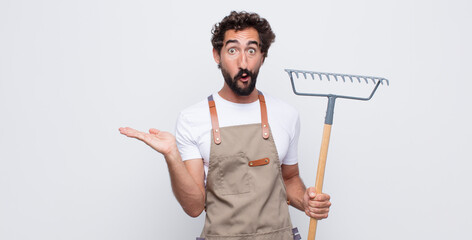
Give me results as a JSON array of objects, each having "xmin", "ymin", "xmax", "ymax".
[{"xmin": 221, "ymin": 66, "xmax": 259, "ymax": 96}]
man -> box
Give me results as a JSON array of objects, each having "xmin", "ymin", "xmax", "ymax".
[{"xmin": 119, "ymin": 11, "xmax": 331, "ymax": 240}]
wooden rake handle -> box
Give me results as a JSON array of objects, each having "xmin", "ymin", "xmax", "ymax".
[
  {"xmin": 308, "ymin": 96, "xmax": 336, "ymax": 240},
  {"xmin": 307, "ymin": 123, "xmax": 332, "ymax": 240}
]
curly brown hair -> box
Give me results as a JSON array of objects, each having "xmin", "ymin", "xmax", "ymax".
[{"xmin": 211, "ymin": 11, "xmax": 276, "ymax": 58}]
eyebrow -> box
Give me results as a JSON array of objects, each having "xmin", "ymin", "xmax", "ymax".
[
  {"xmin": 247, "ymin": 40, "xmax": 259, "ymax": 46},
  {"xmin": 224, "ymin": 39, "xmax": 260, "ymax": 47},
  {"xmin": 225, "ymin": 39, "xmax": 239, "ymax": 45}
]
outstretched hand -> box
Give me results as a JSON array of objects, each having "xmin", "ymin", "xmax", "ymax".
[
  {"xmin": 303, "ymin": 187, "xmax": 331, "ymax": 220},
  {"xmin": 119, "ymin": 127, "xmax": 178, "ymax": 157}
]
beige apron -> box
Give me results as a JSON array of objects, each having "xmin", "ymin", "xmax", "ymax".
[{"xmin": 198, "ymin": 92, "xmax": 301, "ymax": 240}]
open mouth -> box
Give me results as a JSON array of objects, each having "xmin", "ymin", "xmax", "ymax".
[
  {"xmin": 240, "ymin": 73, "xmax": 250, "ymax": 82},
  {"xmin": 235, "ymin": 69, "xmax": 252, "ymax": 84}
]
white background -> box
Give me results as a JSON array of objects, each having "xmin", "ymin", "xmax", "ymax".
[{"xmin": 1, "ymin": 0, "xmax": 471, "ymax": 239}]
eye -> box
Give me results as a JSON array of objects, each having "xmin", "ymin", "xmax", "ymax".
[
  {"xmin": 228, "ymin": 48, "xmax": 236, "ymax": 54},
  {"xmin": 248, "ymin": 48, "xmax": 256, "ymax": 54}
]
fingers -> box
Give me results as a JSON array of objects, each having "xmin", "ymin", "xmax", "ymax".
[
  {"xmin": 119, "ymin": 127, "xmax": 135, "ymax": 137},
  {"xmin": 307, "ymin": 199, "xmax": 331, "ymax": 208},
  {"xmin": 304, "ymin": 189, "xmax": 332, "ymax": 220},
  {"xmin": 314, "ymin": 193, "xmax": 331, "ymax": 201},
  {"xmin": 305, "ymin": 198, "xmax": 331, "ymax": 220},
  {"xmin": 305, "ymin": 209, "xmax": 329, "ymax": 220},
  {"xmin": 119, "ymin": 127, "xmax": 177, "ymax": 155},
  {"xmin": 119, "ymin": 127, "xmax": 147, "ymax": 141},
  {"xmin": 307, "ymin": 205, "xmax": 330, "ymax": 214}
]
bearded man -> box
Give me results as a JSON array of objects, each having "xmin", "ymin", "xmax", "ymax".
[{"xmin": 120, "ymin": 11, "xmax": 331, "ymax": 240}]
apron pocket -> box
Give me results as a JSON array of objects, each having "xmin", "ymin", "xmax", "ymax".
[{"xmin": 214, "ymin": 152, "xmax": 252, "ymax": 195}]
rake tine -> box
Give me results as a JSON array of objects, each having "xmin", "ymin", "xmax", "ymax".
[
  {"xmin": 363, "ymin": 77, "xmax": 368, "ymax": 84},
  {"xmin": 334, "ymin": 75, "xmax": 339, "ymax": 82},
  {"xmin": 370, "ymin": 78, "xmax": 376, "ymax": 84},
  {"xmin": 326, "ymin": 74, "xmax": 331, "ymax": 81},
  {"xmin": 382, "ymin": 78, "xmax": 390, "ymax": 86},
  {"xmin": 310, "ymin": 73, "xmax": 315, "ymax": 80},
  {"xmin": 302, "ymin": 72, "xmax": 307, "ymax": 79},
  {"xmin": 317, "ymin": 73, "xmax": 323, "ymax": 81},
  {"xmin": 295, "ymin": 71, "xmax": 299, "ymax": 78},
  {"xmin": 348, "ymin": 76, "xmax": 354, "ymax": 83},
  {"xmin": 341, "ymin": 75, "xmax": 346, "ymax": 82}
]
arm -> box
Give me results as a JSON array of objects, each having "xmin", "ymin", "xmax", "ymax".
[
  {"xmin": 282, "ymin": 163, "xmax": 331, "ymax": 220},
  {"xmin": 166, "ymin": 154, "xmax": 205, "ymax": 217},
  {"xmin": 119, "ymin": 127, "xmax": 205, "ymax": 217},
  {"xmin": 281, "ymin": 163, "xmax": 306, "ymax": 211}
]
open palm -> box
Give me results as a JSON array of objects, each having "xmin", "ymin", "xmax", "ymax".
[{"xmin": 119, "ymin": 127, "xmax": 177, "ymax": 156}]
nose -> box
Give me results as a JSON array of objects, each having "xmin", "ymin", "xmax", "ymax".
[{"xmin": 238, "ymin": 52, "xmax": 248, "ymax": 69}]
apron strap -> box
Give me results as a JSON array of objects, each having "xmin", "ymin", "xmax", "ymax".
[
  {"xmin": 207, "ymin": 95, "xmax": 221, "ymax": 145},
  {"xmin": 258, "ymin": 91, "xmax": 270, "ymax": 140},
  {"xmin": 207, "ymin": 92, "xmax": 270, "ymax": 144}
]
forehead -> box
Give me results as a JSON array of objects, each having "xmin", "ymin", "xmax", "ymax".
[{"xmin": 223, "ymin": 27, "xmax": 260, "ymax": 45}]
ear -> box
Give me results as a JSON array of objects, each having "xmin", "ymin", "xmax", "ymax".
[{"xmin": 212, "ymin": 48, "xmax": 220, "ymax": 64}]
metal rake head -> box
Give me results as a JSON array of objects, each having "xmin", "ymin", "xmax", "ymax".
[{"xmin": 285, "ymin": 69, "xmax": 389, "ymax": 101}]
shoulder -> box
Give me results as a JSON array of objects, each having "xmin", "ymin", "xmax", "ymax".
[
  {"xmin": 175, "ymin": 96, "xmax": 212, "ymax": 143},
  {"xmin": 175, "ymin": 96, "xmax": 212, "ymax": 158},
  {"xmin": 175, "ymin": 97, "xmax": 211, "ymax": 162}
]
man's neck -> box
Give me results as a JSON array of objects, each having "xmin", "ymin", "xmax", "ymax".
[{"xmin": 218, "ymin": 85, "xmax": 259, "ymax": 103}]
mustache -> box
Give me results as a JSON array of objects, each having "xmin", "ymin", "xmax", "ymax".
[{"xmin": 234, "ymin": 69, "xmax": 253, "ymax": 80}]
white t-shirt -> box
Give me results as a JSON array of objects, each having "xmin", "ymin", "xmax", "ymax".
[{"xmin": 175, "ymin": 92, "xmax": 300, "ymax": 177}]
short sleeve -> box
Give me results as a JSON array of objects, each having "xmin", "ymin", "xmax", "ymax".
[
  {"xmin": 281, "ymin": 113, "xmax": 300, "ymax": 165},
  {"xmin": 175, "ymin": 112, "xmax": 203, "ymax": 161}
]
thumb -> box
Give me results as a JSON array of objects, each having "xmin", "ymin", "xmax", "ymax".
[
  {"xmin": 306, "ymin": 187, "xmax": 317, "ymax": 199},
  {"xmin": 149, "ymin": 128, "xmax": 160, "ymax": 135}
]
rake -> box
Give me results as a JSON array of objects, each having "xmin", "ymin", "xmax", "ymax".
[{"xmin": 285, "ymin": 69, "xmax": 389, "ymax": 240}]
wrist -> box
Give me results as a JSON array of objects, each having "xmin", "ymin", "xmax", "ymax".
[{"xmin": 163, "ymin": 146, "xmax": 181, "ymax": 163}]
